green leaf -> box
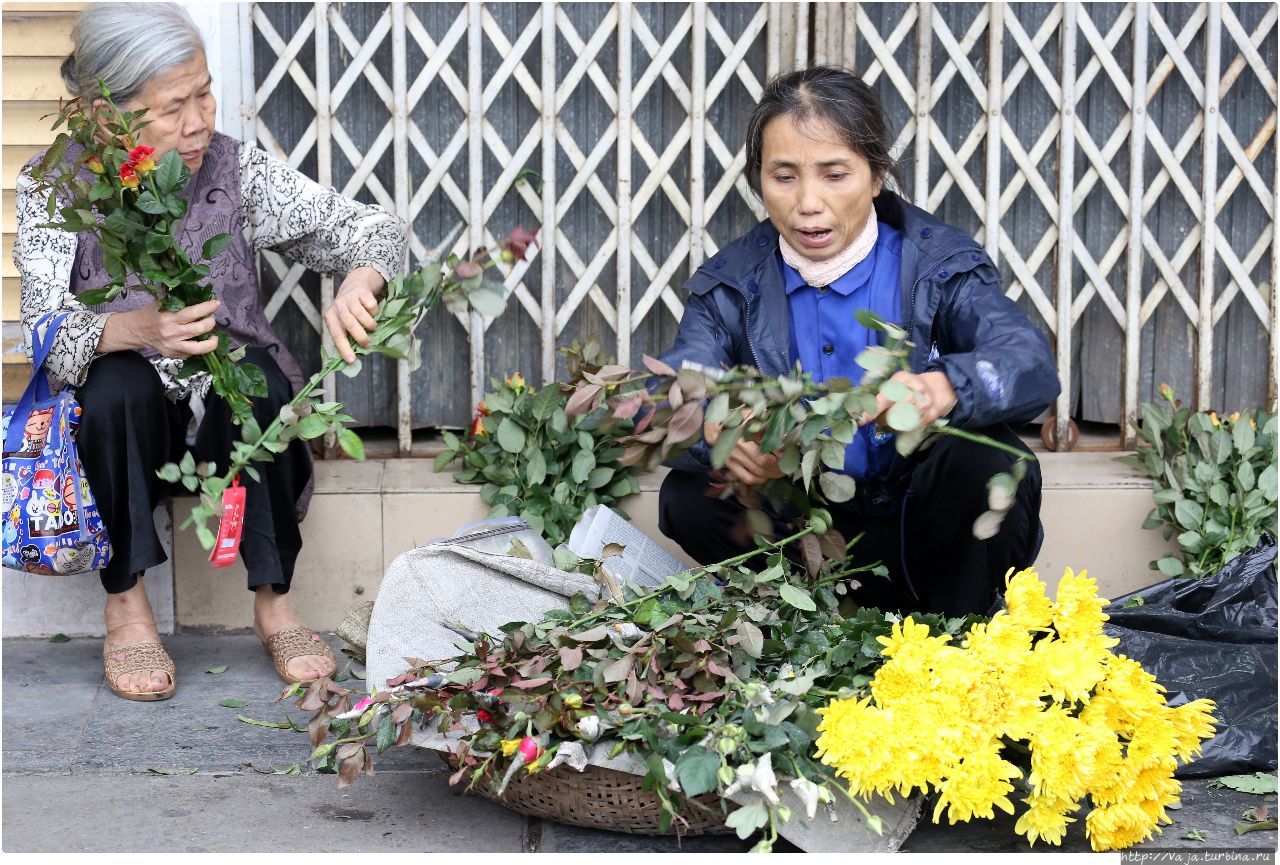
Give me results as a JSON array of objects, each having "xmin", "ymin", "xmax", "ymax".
[
  {"xmin": 524, "ymin": 448, "xmax": 547, "ymax": 486},
  {"xmin": 1258, "ymin": 463, "xmax": 1277, "ymax": 502},
  {"xmin": 465, "ymin": 286, "xmax": 507, "ymax": 319},
  {"xmin": 673, "ymin": 746, "xmax": 720, "ymax": 798},
  {"xmin": 376, "ymin": 715, "xmax": 396, "ymax": 753},
  {"xmin": 201, "ymin": 233, "xmax": 232, "ymax": 261},
  {"xmin": 337, "ymin": 428, "xmax": 365, "ymax": 460},
  {"xmin": 297, "ymin": 414, "xmax": 329, "ymax": 440},
  {"xmin": 886, "ymin": 401, "xmax": 921, "ymax": 432},
  {"xmin": 148, "ymin": 767, "xmax": 199, "ymax": 776},
  {"xmin": 710, "ymin": 424, "xmax": 743, "ymax": 468},
  {"xmin": 704, "ymin": 393, "xmax": 730, "ymax": 426},
  {"xmin": 571, "ymin": 449, "xmax": 595, "ymax": 484},
  {"xmin": 1208, "ymin": 773, "xmax": 1277, "ymax": 795},
  {"xmin": 235, "ymin": 714, "xmax": 298, "ymax": 730},
  {"xmin": 1233, "ymin": 418, "xmax": 1256, "ymax": 453},
  {"xmin": 135, "ymin": 191, "xmax": 167, "ymax": 214},
  {"xmin": 531, "ymin": 384, "xmax": 560, "ymax": 421},
  {"xmin": 1236, "ymin": 820, "xmax": 1279, "ymax": 835},
  {"xmin": 156, "ymin": 463, "xmax": 182, "ymax": 483},
  {"xmin": 153, "ymin": 149, "xmax": 187, "ymax": 194},
  {"xmin": 195, "ymin": 523, "xmax": 216, "ymax": 551},
  {"xmin": 1173, "ymin": 499, "xmax": 1204, "ymax": 530},
  {"xmin": 496, "ymin": 418, "xmax": 526, "ymax": 454},
  {"xmin": 218, "ymin": 699, "xmax": 247, "ymax": 708},
  {"xmin": 1237, "ymin": 460, "xmax": 1256, "ymax": 492},
  {"xmin": 206, "ymin": 665, "xmax": 229, "ymax": 675},
  {"xmin": 49, "ymin": 633, "xmax": 71, "ymax": 643},
  {"xmin": 340, "ymin": 357, "xmax": 363, "ymax": 379},
  {"xmin": 1156, "ymin": 556, "xmax": 1185, "ymax": 577},
  {"xmin": 820, "ymin": 438, "xmax": 846, "ymax": 471},
  {"xmin": 778, "ymin": 583, "xmax": 817, "ymax": 611},
  {"xmin": 818, "ymin": 471, "xmax": 856, "ymax": 503}
]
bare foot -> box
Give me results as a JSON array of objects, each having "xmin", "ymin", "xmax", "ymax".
[
  {"xmin": 252, "ymin": 588, "xmax": 336, "ymax": 681},
  {"xmin": 103, "ymin": 578, "xmax": 172, "ymax": 695}
]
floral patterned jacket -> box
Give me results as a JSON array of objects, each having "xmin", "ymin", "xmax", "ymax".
[{"xmin": 15, "ymin": 132, "xmax": 408, "ymax": 398}]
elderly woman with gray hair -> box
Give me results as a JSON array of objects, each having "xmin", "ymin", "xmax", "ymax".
[{"xmin": 15, "ymin": 4, "xmax": 407, "ymax": 701}]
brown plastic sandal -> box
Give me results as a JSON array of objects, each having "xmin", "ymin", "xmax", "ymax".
[
  {"xmin": 102, "ymin": 642, "xmax": 176, "ymax": 701},
  {"xmin": 261, "ymin": 625, "xmax": 337, "ymax": 684}
]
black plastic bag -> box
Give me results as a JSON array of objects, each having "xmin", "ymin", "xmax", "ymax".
[{"xmin": 1104, "ymin": 535, "xmax": 1277, "ymax": 777}]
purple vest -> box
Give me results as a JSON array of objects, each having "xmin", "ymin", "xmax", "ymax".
[{"xmin": 68, "ymin": 132, "xmax": 304, "ymax": 392}]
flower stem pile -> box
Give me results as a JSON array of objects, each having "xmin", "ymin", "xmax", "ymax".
[
  {"xmin": 284, "ymin": 522, "xmax": 983, "ymax": 851},
  {"xmin": 436, "ymin": 340, "xmax": 644, "ymax": 546},
  {"xmin": 1116, "ymin": 384, "xmax": 1277, "ymax": 579},
  {"xmin": 814, "ymin": 568, "xmax": 1218, "ymax": 851}
]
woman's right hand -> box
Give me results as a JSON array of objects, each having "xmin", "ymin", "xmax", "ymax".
[
  {"xmin": 703, "ymin": 416, "xmax": 786, "ymax": 486},
  {"xmin": 98, "ymin": 299, "xmax": 222, "ymax": 358}
]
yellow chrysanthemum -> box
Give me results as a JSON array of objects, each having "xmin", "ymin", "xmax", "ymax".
[
  {"xmin": 1085, "ymin": 801, "xmax": 1163, "ymax": 851},
  {"xmin": 931, "ymin": 736, "xmax": 1021, "ymax": 824},
  {"xmin": 1131, "ymin": 756, "xmax": 1182, "ymax": 805},
  {"xmin": 962, "ymin": 615, "xmax": 1033, "ymax": 666},
  {"xmin": 1026, "ymin": 705, "xmax": 1091, "ymax": 801},
  {"xmin": 876, "ymin": 616, "xmax": 950, "ymax": 659},
  {"xmin": 1051, "ymin": 568, "xmax": 1117, "ymax": 644},
  {"xmin": 816, "ymin": 565, "xmax": 1219, "ymax": 853},
  {"xmin": 1014, "ymin": 793, "xmax": 1079, "ymax": 847},
  {"xmin": 1034, "ymin": 637, "xmax": 1107, "ymax": 704},
  {"xmin": 1127, "ymin": 713, "xmax": 1181, "ymax": 769},
  {"xmin": 1166, "ymin": 699, "xmax": 1218, "ymax": 761},
  {"xmin": 1004, "ymin": 567, "xmax": 1054, "ymax": 630}
]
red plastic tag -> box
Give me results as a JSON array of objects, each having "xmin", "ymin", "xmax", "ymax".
[{"xmin": 209, "ymin": 475, "xmax": 247, "ymax": 568}]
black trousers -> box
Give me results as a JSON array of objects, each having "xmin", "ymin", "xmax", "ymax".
[
  {"xmin": 76, "ymin": 349, "xmax": 312, "ymax": 595},
  {"xmin": 658, "ymin": 425, "xmax": 1043, "ymax": 617}
]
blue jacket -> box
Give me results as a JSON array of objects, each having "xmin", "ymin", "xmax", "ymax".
[{"xmin": 659, "ymin": 190, "xmax": 1061, "ymax": 473}]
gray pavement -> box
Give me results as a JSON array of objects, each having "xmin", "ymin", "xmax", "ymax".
[{"xmin": 3, "ymin": 633, "xmax": 1276, "ymax": 855}]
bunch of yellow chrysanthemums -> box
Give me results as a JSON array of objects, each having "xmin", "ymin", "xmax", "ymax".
[{"xmin": 814, "ymin": 568, "xmax": 1218, "ymax": 851}]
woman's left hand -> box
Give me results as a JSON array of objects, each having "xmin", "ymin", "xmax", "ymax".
[
  {"xmin": 862, "ymin": 370, "xmax": 958, "ymax": 430},
  {"xmin": 324, "ymin": 266, "xmax": 387, "ymax": 363}
]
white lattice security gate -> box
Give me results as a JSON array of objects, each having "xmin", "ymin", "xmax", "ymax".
[{"xmin": 209, "ymin": 2, "xmax": 1276, "ymax": 454}]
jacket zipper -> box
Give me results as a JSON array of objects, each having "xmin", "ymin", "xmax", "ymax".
[
  {"xmin": 743, "ymin": 293, "xmax": 767, "ymax": 374},
  {"xmin": 907, "ymin": 250, "xmax": 978, "ymax": 364}
]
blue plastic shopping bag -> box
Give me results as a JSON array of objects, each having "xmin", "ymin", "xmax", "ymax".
[{"xmin": 2, "ymin": 313, "xmax": 111, "ymax": 574}]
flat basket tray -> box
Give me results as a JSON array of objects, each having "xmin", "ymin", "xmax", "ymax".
[{"xmin": 440, "ymin": 752, "xmax": 734, "ymax": 836}]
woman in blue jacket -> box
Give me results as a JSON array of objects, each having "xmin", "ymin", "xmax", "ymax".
[{"xmin": 657, "ymin": 67, "xmax": 1061, "ymax": 617}]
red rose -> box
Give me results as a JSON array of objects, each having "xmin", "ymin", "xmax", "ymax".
[
  {"xmin": 126, "ymin": 144, "xmax": 156, "ymax": 174},
  {"xmin": 118, "ymin": 163, "xmax": 139, "ymax": 189}
]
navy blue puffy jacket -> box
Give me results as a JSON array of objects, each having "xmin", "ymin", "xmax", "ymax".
[{"xmin": 658, "ymin": 190, "xmax": 1062, "ymax": 473}]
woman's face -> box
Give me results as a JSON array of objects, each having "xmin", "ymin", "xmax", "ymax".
[
  {"xmin": 119, "ymin": 50, "xmax": 217, "ymax": 173},
  {"xmin": 760, "ymin": 113, "xmax": 883, "ymax": 261}
]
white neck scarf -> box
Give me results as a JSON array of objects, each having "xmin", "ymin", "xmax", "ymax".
[{"xmin": 778, "ymin": 209, "xmax": 879, "ymax": 288}]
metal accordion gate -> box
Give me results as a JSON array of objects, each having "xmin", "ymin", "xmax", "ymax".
[{"xmin": 206, "ymin": 2, "xmax": 1276, "ymax": 453}]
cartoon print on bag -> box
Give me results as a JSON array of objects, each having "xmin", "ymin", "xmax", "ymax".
[
  {"xmin": 17, "ymin": 408, "xmax": 54, "ymax": 455},
  {"xmin": 26, "ymin": 470, "xmax": 73, "ymax": 537},
  {"xmin": 19, "ymin": 544, "xmax": 40, "ymax": 566}
]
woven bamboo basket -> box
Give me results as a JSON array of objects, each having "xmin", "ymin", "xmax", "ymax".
[{"xmin": 440, "ymin": 752, "xmax": 734, "ymax": 835}]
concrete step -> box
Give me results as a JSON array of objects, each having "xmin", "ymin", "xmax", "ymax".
[{"xmin": 4, "ymin": 453, "xmax": 1175, "ymax": 637}]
